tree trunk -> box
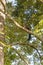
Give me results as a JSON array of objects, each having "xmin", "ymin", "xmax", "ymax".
[{"xmin": 0, "ymin": 0, "xmax": 6, "ymax": 65}]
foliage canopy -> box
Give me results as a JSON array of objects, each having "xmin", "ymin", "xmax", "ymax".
[{"xmin": 0, "ymin": 0, "xmax": 43, "ymax": 65}]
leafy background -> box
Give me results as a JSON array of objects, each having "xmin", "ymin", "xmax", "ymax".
[{"xmin": 4, "ymin": 0, "xmax": 43, "ymax": 65}]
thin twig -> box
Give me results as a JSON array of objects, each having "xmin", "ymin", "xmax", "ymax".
[{"xmin": 13, "ymin": 48, "xmax": 29, "ymax": 65}]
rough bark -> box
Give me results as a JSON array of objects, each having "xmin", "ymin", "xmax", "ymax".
[{"xmin": 0, "ymin": 0, "xmax": 5, "ymax": 65}]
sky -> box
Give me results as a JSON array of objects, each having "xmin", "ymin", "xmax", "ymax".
[
  {"xmin": 7, "ymin": 0, "xmax": 13, "ymax": 2},
  {"xmin": 6, "ymin": 0, "xmax": 17, "ymax": 6},
  {"xmin": 7, "ymin": 0, "xmax": 15, "ymax": 2}
]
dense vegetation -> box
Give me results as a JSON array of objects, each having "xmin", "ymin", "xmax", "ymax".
[{"xmin": 0, "ymin": 0, "xmax": 43, "ymax": 65}]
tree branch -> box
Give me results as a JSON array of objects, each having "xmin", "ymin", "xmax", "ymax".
[
  {"xmin": 0, "ymin": 0, "xmax": 6, "ymax": 11},
  {"xmin": 0, "ymin": 0, "xmax": 43, "ymax": 42},
  {"xmin": 5, "ymin": 13, "xmax": 43, "ymax": 42}
]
